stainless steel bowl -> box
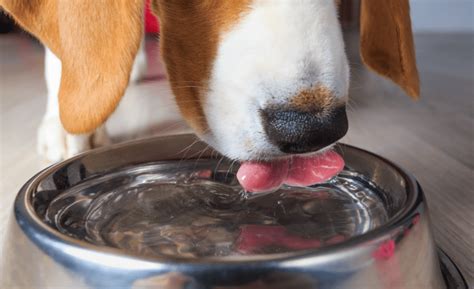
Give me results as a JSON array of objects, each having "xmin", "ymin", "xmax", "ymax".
[{"xmin": 1, "ymin": 134, "xmax": 467, "ymax": 289}]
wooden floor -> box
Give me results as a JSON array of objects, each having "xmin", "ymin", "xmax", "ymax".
[{"xmin": 1, "ymin": 32, "xmax": 473, "ymax": 284}]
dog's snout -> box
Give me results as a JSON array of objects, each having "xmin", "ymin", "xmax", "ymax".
[{"xmin": 261, "ymin": 106, "xmax": 348, "ymax": 153}]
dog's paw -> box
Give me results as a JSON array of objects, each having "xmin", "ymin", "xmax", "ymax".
[{"xmin": 37, "ymin": 117, "xmax": 111, "ymax": 163}]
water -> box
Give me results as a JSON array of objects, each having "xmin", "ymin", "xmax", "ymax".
[{"xmin": 44, "ymin": 161, "xmax": 388, "ymax": 259}]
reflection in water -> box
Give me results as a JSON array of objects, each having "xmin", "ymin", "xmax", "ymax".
[{"xmin": 45, "ymin": 162, "xmax": 387, "ymax": 259}]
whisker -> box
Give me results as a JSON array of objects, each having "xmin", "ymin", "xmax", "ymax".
[
  {"xmin": 225, "ymin": 159, "xmax": 239, "ymax": 182},
  {"xmin": 189, "ymin": 145, "xmax": 211, "ymax": 167},
  {"xmin": 177, "ymin": 139, "xmax": 201, "ymax": 165},
  {"xmin": 214, "ymin": 155, "xmax": 226, "ymax": 178}
]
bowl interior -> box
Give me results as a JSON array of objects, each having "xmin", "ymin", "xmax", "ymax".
[{"xmin": 27, "ymin": 135, "xmax": 416, "ymax": 261}]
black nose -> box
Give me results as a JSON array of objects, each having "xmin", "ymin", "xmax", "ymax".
[{"xmin": 261, "ymin": 106, "xmax": 348, "ymax": 153}]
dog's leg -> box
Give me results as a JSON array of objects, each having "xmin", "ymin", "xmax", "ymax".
[
  {"xmin": 37, "ymin": 47, "xmax": 110, "ymax": 162},
  {"xmin": 129, "ymin": 36, "xmax": 147, "ymax": 83}
]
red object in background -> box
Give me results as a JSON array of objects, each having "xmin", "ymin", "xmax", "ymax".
[{"xmin": 145, "ymin": 0, "xmax": 159, "ymax": 34}]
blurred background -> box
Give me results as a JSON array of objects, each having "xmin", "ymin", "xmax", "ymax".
[{"xmin": 1, "ymin": 0, "xmax": 473, "ymax": 284}]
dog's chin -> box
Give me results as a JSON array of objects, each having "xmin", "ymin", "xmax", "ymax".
[
  {"xmin": 198, "ymin": 131, "xmax": 337, "ymax": 162},
  {"xmin": 285, "ymin": 143, "xmax": 337, "ymax": 159}
]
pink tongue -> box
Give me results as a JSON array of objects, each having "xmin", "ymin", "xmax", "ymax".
[
  {"xmin": 236, "ymin": 159, "xmax": 289, "ymax": 193},
  {"xmin": 286, "ymin": 151, "xmax": 344, "ymax": 186},
  {"xmin": 237, "ymin": 151, "xmax": 344, "ymax": 193}
]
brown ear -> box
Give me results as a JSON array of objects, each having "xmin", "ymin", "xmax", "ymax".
[
  {"xmin": 1, "ymin": 0, "xmax": 144, "ymax": 133},
  {"xmin": 360, "ymin": 0, "xmax": 420, "ymax": 98}
]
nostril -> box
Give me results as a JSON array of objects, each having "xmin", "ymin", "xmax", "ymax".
[{"xmin": 261, "ymin": 106, "xmax": 348, "ymax": 153}]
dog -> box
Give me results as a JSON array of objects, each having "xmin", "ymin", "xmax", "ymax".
[
  {"xmin": 37, "ymin": 42, "xmax": 147, "ymax": 162},
  {"xmin": 1, "ymin": 0, "xmax": 419, "ymax": 166}
]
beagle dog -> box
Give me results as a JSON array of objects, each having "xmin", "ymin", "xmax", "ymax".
[
  {"xmin": 1, "ymin": 1, "xmax": 419, "ymax": 165},
  {"xmin": 37, "ymin": 43, "xmax": 147, "ymax": 161}
]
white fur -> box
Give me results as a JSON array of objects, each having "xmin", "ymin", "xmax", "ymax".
[
  {"xmin": 38, "ymin": 38, "xmax": 147, "ymax": 162},
  {"xmin": 130, "ymin": 38, "xmax": 148, "ymax": 83},
  {"xmin": 203, "ymin": 0, "xmax": 349, "ymax": 160}
]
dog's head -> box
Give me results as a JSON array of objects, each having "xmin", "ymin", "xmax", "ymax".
[{"xmin": 2, "ymin": 0, "xmax": 419, "ymax": 161}]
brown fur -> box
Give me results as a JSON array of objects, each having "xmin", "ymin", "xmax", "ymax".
[
  {"xmin": 0, "ymin": 0, "xmax": 144, "ymax": 134},
  {"xmin": 152, "ymin": 0, "xmax": 251, "ymax": 133},
  {"xmin": 0, "ymin": 0, "xmax": 419, "ymax": 134},
  {"xmin": 360, "ymin": 0, "xmax": 420, "ymax": 98},
  {"xmin": 289, "ymin": 86, "xmax": 336, "ymax": 113}
]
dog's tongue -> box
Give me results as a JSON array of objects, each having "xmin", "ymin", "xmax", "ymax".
[
  {"xmin": 285, "ymin": 151, "xmax": 344, "ymax": 186},
  {"xmin": 237, "ymin": 151, "xmax": 344, "ymax": 193}
]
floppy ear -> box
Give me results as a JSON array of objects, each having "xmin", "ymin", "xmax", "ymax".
[
  {"xmin": 0, "ymin": 0, "xmax": 144, "ymax": 133},
  {"xmin": 360, "ymin": 0, "xmax": 420, "ymax": 98}
]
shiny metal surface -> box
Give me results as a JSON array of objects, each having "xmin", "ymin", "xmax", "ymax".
[{"xmin": 0, "ymin": 134, "xmax": 466, "ymax": 289}]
